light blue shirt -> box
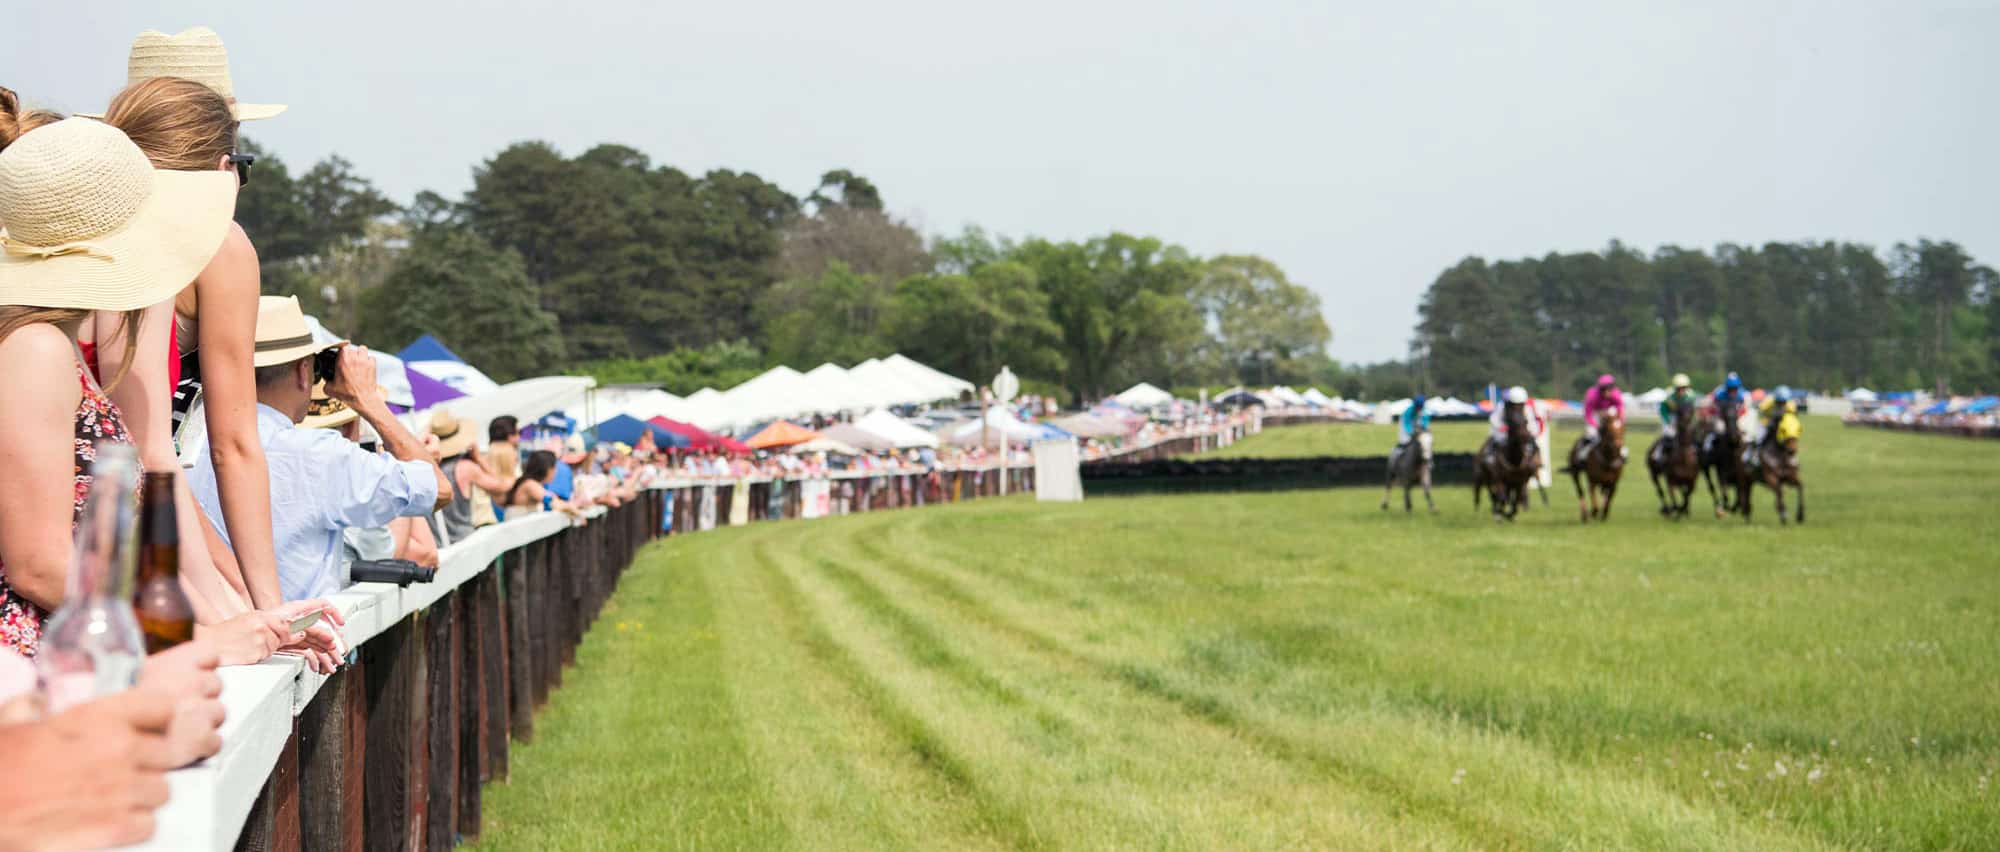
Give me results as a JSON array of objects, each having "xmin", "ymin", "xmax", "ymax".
[{"xmin": 189, "ymin": 404, "xmax": 440, "ymax": 602}]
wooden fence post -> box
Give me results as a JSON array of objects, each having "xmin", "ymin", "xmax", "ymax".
[
  {"xmin": 299, "ymin": 662, "xmax": 366, "ymax": 852},
  {"xmin": 424, "ymin": 594, "xmax": 460, "ymax": 852},
  {"xmin": 459, "ymin": 578, "xmax": 488, "ymax": 841},
  {"xmin": 362, "ymin": 614, "xmax": 425, "ymax": 852},
  {"xmin": 506, "ymin": 545, "xmax": 534, "ymax": 744}
]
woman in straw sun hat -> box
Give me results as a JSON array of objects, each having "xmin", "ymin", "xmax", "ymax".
[
  {"xmin": 0, "ymin": 117, "xmax": 240, "ymax": 656},
  {"xmin": 83, "ymin": 26, "xmax": 287, "ymax": 122},
  {"xmin": 90, "ymin": 66, "xmax": 292, "ymax": 619}
]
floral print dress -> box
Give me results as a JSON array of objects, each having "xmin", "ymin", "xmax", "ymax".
[{"xmin": 0, "ymin": 360, "xmax": 133, "ymax": 657}]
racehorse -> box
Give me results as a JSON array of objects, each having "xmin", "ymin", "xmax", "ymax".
[
  {"xmin": 1473, "ymin": 404, "xmax": 1540, "ymax": 521},
  {"xmin": 1735, "ymin": 435, "xmax": 1806, "ymax": 525},
  {"xmin": 1565, "ymin": 411, "xmax": 1625, "ymax": 523},
  {"xmin": 1701, "ymin": 399, "xmax": 1746, "ymax": 517},
  {"xmin": 1381, "ymin": 428, "xmax": 1435, "ymax": 513},
  {"xmin": 1646, "ymin": 404, "xmax": 1700, "ymax": 519}
]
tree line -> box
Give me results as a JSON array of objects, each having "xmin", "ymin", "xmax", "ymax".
[
  {"xmin": 234, "ymin": 135, "xmax": 1995, "ymax": 405},
  {"xmin": 1413, "ymin": 241, "xmax": 2000, "ymax": 398},
  {"xmin": 235, "ymin": 138, "xmax": 1336, "ymax": 402}
]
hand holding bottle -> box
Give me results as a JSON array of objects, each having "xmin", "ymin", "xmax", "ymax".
[{"xmin": 0, "ymin": 687, "xmax": 179, "ymax": 849}]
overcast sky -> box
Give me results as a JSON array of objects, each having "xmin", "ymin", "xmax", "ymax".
[{"xmin": 9, "ymin": 1, "xmax": 1996, "ymax": 362}]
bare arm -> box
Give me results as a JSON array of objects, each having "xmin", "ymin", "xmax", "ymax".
[
  {"xmin": 92, "ymin": 303, "xmax": 246, "ymax": 624},
  {"xmin": 326, "ymin": 346, "xmax": 451, "ymax": 511},
  {"xmin": 390, "ymin": 516, "xmax": 438, "ymax": 567},
  {"xmin": 457, "ymin": 457, "xmax": 511, "ymax": 495},
  {"xmin": 197, "ymin": 227, "xmax": 283, "ymax": 609},
  {"xmin": 0, "ymin": 328, "xmax": 87, "ymax": 610}
]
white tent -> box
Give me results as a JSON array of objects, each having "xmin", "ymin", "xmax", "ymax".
[
  {"xmin": 592, "ymin": 388, "xmax": 690, "ymax": 425},
  {"xmin": 801, "ymin": 363, "xmax": 877, "ymax": 415},
  {"xmin": 883, "ymin": 354, "xmax": 974, "ymax": 400},
  {"xmin": 717, "ymin": 366, "xmax": 812, "ymax": 426},
  {"xmin": 437, "ymin": 376, "xmax": 596, "ymax": 446},
  {"xmin": 1635, "ymin": 387, "xmax": 1669, "ymax": 405},
  {"xmin": 1847, "ymin": 388, "xmax": 1878, "ymax": 402},
  {"xmin": 1268, "ymin": 386, "xmax": 1307, "ymax": 406},
  {"xmin": 947, "ymin": 408, "xmax": 1047, "ymax": 446},
  {"xmin": 1300, "ymin": 388, "xmax": 1333, "ymax": 407},
  {"xmin": 854, "ymin": 408, "xmax": 940, "ymax": 449},
  {"xmin": 849, "ymin": 358, "xmax": 943, "ymax": 408},
  {"xmin": 1115, "ymin": 382, "xmax": 1174, "ymax": 408}
]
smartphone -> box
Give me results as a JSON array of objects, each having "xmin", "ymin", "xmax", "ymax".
[{"xmin": 288, "ymin": 610, "xmax": 323, "ymax": 634}]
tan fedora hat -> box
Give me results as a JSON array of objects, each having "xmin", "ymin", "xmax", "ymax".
[
  {"xmin": 428, "ymin": 411, "xmax": 475, "ymax": 459},
  {"xmin": 299, "ymin": 383, "xmax": 358, "ymax": 431},
  {"xmin": 253, "ymin": 295, "xmax": 343, "ymax": 367},
  {"xmin": 0, "ymin": 118, "xmax": 237, "ymax": 311},
  {"xmin": 120, "ymin": 27, "xmax": 285, "ymax": 121}
]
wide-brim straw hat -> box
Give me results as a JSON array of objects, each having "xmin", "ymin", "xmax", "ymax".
[
  {"xmin": 116, "ymin": 27, "xmax": 285, "ymax": 121},
  {"xmin": 0, "ymin": 118, "xmax": 237, "ymax": 310},
  {"xmin": 429, "ymin": 411, "xmax": 475, "ymax": 459},
  {"xmin": 253, "ymin": 295, "xmax": 344, "ymax": 367},
  {"xmin": 299, "ymin": 383, "xmax": 358, "ymax": 431}
]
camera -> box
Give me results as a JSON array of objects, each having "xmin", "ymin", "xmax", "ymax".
[
  {"xmin": 349, "ymin": 558, "xmax": 436, "ymax": 587},
  {"xmin": 313, "ymin": 345, "xmax": 344, "ymax": 384}
]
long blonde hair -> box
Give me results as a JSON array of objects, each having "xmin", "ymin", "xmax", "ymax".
[
  {"xmin": 102, "ymin": 77, "xmax": 238, "ymax": 170},
  {"xmin": 0, "ymin": 88, "xmax": 141, "ymax": 385}
]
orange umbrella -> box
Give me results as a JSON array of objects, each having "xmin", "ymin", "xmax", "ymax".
[{"xmin": 745, "ymin": 420, "xmax": 821, "ymax": 449}]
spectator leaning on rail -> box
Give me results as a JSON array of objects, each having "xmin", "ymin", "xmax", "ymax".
[
  {"xmin": 298, "ymin": 391, "xmax": 440, "ymax": 573},
  {"xmin": 188, "ymin": 296, "xmax": 450, "ymax": 603}
]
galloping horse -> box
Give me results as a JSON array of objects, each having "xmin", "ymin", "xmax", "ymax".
[
  {"xmin": 1646, "ymin": 404, "xmax": 1700, "ymax": 519},
  {"xmin": 1565, "ymin": 411, "xmax": 1625, "ymax": 522},
  {"xmin": 1381, "ymin": 428, "xmax": 1436, "ymax": 513},
  {"xmin": 1735, "ymin": 436, "xmax": 1806, "ymax": 525},
  {"xmin": 1701, "ymin": 400, "xmax": 1746, "ymax": 517},
  {"xmin": 1474, "ymin": 404, "xmax": 1540, "ymax": 521}
]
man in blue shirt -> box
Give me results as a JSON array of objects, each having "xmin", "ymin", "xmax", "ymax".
[
  {"xmin": 190, "ymin": 297, "xmax": 449, "ymax": 602},
  {"xmin": 1393, "ymin": 394, "xmax": 1430, "ymax": 467}
]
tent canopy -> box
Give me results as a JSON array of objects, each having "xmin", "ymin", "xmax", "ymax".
[
  {"xmin": 848, "ymin": 358, "xmax": 946, "ymax": 408},
  {"xmin": 1048, "ymin": 412, "xmax": 1130, "ymax": 438},
  {"xmin": 801, "ymin": 363, "xmax": 878, "ymax": 415},
  {"xmin": 791, "ymin": 436, "xmax": 862, "ymax": 456},
  {"xmin": 593, "ymin": 414, "xmax": 689, "ymax": 448},
  {"xmin": 883, "ymin": 354, "xmax": 974, "ymax": 399},
  {"xmin": 647, "ymin": 416, "xmax": 752, "ymax": 454},
  {"xmin": 407, "ymin": 360, "xmax": 500, "ymax": 397},
  {"xmin": 853, "ymin": 409, "xmax": 941, "ymax": 448},
  {"xmin": 1115, "ymin": 382, "xmax": 1174, "ymax": 408},
  {"xmin": 438, "ymin": 376, "xmax": 596, "ymax": 446},
  {"xmin": 820, "ymin": 422, "xmax": 898, "ymax": 452},
  {"xmin": 746, "ymin": 420, "xmax": 820, "ymax": 449},
  {"xmin": 397, "ymin": 334, "xmax": 464, "ymax": 364}
]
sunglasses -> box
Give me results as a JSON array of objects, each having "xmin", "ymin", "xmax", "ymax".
[{"xmin": 227, "ymin": 152, "xmax": 256, "ymax": 186}]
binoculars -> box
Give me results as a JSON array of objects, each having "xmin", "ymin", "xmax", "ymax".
[{"xmin": 349, "ymin": 558, "xmax": 437, "ymax": 587}]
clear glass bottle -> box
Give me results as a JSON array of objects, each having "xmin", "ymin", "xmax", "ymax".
[{"xmin": 36, "ymin": 443, "xmax": 147, "ymax": 712}]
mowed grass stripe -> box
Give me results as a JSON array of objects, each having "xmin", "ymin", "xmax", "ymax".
[
  {"xmin": 478, "ymin": 424, "xmax": 1995, "ymax": 849},
  {"xmin": 822, "ymin": 524, "xmax": 1462, "ymax": 849},
  {"xmin": 754, "ymin": 538, "xmax": 1049, "ymax": 850},
  {"xmin": 470, "ymin": 544, "xmax": 780, "ymax": 850},
  {"xmin": 871, "ymin": 510, "xmax": 1819, "ymax": 849}
]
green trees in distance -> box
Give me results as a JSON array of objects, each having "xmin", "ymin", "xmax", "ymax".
[
  {"xmin": 1415, "ymin": 241, "xmax": 1999, "ymax": 398},
  {"xmin": 232, "ymin": 134, "xmax": 1996, "ymax": 405}
]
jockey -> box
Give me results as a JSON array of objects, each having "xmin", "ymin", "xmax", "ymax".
[
  {"xmin": 1393, "ymin": 394, "xmax": 1430, "ymax": 466},
  {"xmin": 1706, "ymin": 372, "xmax": 1747, "ymax": 455},
  {"xmin": 1579, "ymin": 374, "xmax": 1628, "ymax": 458},
  {"xmin": 1488, "ymin": 385, "xmax": 1542, "ymax": 444},
  {"xmin": 1747, "ymin": 390, "xmax": 1801, "ymax": 470},
  {"xmin": 1659, "ymin": 373, "xmax": 1698, "ymax": 450}
]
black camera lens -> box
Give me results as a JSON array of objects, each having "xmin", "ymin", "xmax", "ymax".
[
  {"xmin": 314, "ymin": 347, "xmax": 342, "ymax": 384},
  {"xmin": 349, "ymin": 559, "xmax": 436, "ymax": 587}
]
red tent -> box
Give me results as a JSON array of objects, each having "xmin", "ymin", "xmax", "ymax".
[{"xmin": 648, "ymin": 416, "xmax": 752, "ymax": 454}]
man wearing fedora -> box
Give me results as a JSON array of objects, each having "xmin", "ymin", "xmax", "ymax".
[{"xmin": 188, "ymin": 297, "xmax": 450, "ymax": 602}]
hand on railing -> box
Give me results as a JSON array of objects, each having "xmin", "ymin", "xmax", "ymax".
[
  {"xmin": 194, "ymin": 599, "xmax": 345, "ymax": 673},
  {"xmin": 139, "ymin": 642, "xmax": 227, "ymax": 767},
  {"xmin": 271, "ymin": 600, "xmax": 348, "ymax": 675},
  {"xmin": 0, "ymin": 677, "xmax": 204, "ymax": 849}
]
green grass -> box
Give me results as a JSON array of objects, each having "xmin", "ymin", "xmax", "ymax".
[{"xmin": 473, "ymin": 424, "xmax": 2000, "ymax": 850}]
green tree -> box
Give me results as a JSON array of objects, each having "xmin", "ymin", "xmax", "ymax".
[
  {"xmin": 356, "ymin": 226, "xmax": 563, "ymax": 382},
  {"xmin": 1197, "ymin": 255, "xmax": 1332, "ymax": 386},
  {"xmin": 1016, "ymin": 234, "xmax": 1206, "ymax": 402},
  {"xmin": 755, "ymin": 261, "xmax": 894, "ymax": 368},
  {"xmin": 887, "ymin": 260, "xmax": 1065, "ymax": 383}
]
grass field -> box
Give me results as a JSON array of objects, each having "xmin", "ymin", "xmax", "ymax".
[{"xmin": 473, "ymin": 423, "xmax": 1999, "ymax": 850}]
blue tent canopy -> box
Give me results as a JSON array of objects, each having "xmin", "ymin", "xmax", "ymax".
[
  {"xmin": 1920, "ymin": 400, "xmax": 1952, "ymax": 415},
  {"xmin": 592, "ymin": 414, "xmax": 690, "ymax": 448},
  {"xmin": 1963, "ymin": 397, "xmax": 1999, "ymax": 414},
  {"xmin": 398, "ymin": 334, "xmax": 464, "ymax": 364}
]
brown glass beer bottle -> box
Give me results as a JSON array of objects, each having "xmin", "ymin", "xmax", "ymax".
[{"xmin": 133, "ymin": 471, "xmax": 195, "ymax": 653}]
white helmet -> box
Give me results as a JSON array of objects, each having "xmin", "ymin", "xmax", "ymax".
[{"xmin": 1504, "ymin": 386, "xmax": 1530, "ymax": 404}]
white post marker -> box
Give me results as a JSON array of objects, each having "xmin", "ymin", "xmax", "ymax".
[{"xmin": 993, "ymin": 366, "xmax": 1018, "ymax": 495}]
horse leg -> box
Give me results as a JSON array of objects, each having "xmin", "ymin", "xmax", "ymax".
[
  {"xmin": 1774, "ymin": 476, "xmax": 1788, "ymax": 527},
  {"xmin": 1702, "ymin": 466, "xmax": 1723, "ymax": 518},
  {"xmin": 1601, "ymin": 481, "xmax": 1619, "ymax": 521},
  {"xmin": 1421, "ymin": 468, "xmax": 1436, "ymax": 513},
  {"xmin": 1380, "ymin": 472, "xmax": 1392, "ymax": 511},
  {"xmin": 1404, "ymin": 481, "xmax": 1413, "ymax": 513},
  {"xmin": 1793, "ymin": 480, "xmax": 1805, "ymax": 524},
  {"xmin": 1572, "ymin": 471, "xmax": 1588, "ymax": 523}
]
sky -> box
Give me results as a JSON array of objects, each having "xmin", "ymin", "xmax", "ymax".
[{"xmin": 9, "ymin": 1, "xmax": 1997, "ymax": 362}]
